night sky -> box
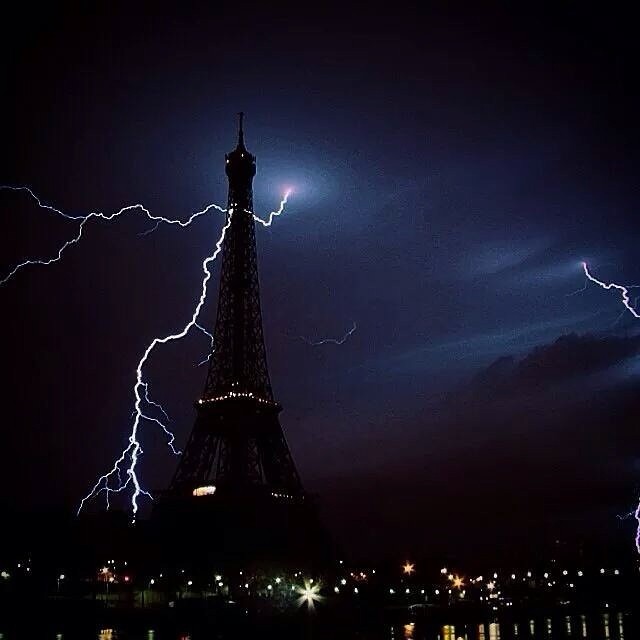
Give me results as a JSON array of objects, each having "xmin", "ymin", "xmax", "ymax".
[{"xmin": 1, "ymin": 4, "xmax": 639, "ymax": 562}]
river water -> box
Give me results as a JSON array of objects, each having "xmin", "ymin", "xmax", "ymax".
[{"xmin": 0, "ymin": 611, "xmax": 634, "ymax": 639}]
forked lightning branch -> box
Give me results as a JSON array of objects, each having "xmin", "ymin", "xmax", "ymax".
[{"xmin": 0, "ymin": 182, "xmax": 290, "ymax": 519}]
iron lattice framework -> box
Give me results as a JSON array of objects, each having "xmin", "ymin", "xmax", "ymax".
[{"xmin": 169, "ymin": 114, "xmax": 302, "ymax": 498}]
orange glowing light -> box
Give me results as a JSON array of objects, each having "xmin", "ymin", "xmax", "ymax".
[{"xmin": 402, "ymin": 562, "xmax": 415, "ymax": 575}]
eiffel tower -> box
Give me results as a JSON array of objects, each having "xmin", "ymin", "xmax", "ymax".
[{"xmin": 153, "ymin": 115, "xmax": 327, "ymax": 568}]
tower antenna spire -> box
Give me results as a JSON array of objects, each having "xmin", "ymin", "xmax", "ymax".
[{"xmin": 237, "ymin": 111, "xmax": 245, "ymax": 147}]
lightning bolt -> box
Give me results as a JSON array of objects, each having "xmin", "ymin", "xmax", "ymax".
[
  {"xmin": 581, "ymin": 261, "xmax": 640, "ymax": 553},
  {"xmin": 194, "ymin": 322, "xmax": 215, "ymax": 367},
  {"xmin": 78, "ymin": 191, "xmax": 292, "ymax": 518},
  {"xmin": 581, "ymin": 262, "xmax": 640, "ymax": 319},
  {"xmin": 0, "ymin": 185, "xmax": 226, "ymax": 285},
  {"xmin": 77, "ymin": 211, "xmax": 233, "ymax": 518},
  {"xmin": 252, "ymin": 188, "xmax": 291, "ymax": 226},
  {"xmin": 140, "ymin": 382, "xmax": 179, "ymax": 454},
  {"xmin": 299, "ymin": 321, "xmax": 357, "ymax": 346},
  {"xmin": 611, "ymin": 295, "xmax": 640, "ymax": 329},
  {"xmin": 190, "ymin": 188, "xmax": 291, "ymax": 367}
]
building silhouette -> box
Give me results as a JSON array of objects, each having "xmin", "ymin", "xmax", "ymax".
[{"xmin": 152, "ymin": 115, "xmax": 329, "ymax": 569}]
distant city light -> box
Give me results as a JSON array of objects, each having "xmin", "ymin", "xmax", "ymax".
[{"xmin": 296, "ymin": 580, "xmax": 323, "ymax": 610}]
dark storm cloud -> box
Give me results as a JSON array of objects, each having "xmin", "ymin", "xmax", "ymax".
[
  {"xmin": 468, "ymin": 332, "xmax": 640, "ymax": 396},
  {"xmin": 319, "ymin": 332, "xmax": 640, "ymax": 561}
]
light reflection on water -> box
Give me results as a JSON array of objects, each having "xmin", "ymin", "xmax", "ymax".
[
  {"xmin": 427, "ymin": 614, "xmax": 629, "ymax": 640},
  {"xmin": 0, "ymin": 613, "xmax": 633, "ymax": 640}
]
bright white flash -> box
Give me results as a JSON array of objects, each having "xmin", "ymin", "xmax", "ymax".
[
  {"xmin": 300, "ymin": 321, "xmax": 357, "ymax": 346},
  {"xmin": 0, "ymin": 185, "xmax": 226, "ymax": 285},
  {"xmin": 78, "ymin": 192, "xmax": 291, "ymax": 518}
]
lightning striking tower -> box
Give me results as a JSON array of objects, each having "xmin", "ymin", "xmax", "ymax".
[{"xmin": 153, "ymin": 115, "xmax": 326, "ymax": 566}]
